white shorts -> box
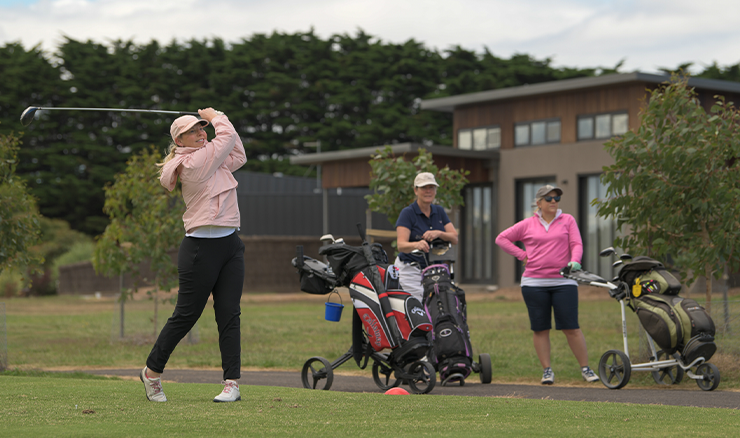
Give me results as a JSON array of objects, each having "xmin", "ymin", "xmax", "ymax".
[{"xmin": 394, "ymin": 256, "xmax": 423, "ymax": 302}]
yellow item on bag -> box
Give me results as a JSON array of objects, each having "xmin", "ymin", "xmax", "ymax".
[{"xmin": 632, "ymin": 277, "xmax": 642, "ymax": 297}]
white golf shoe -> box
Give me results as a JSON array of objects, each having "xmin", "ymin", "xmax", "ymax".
[
  {"xmin": 213, "ymin": 380, "xmax": 241, "ymax": 402},
  {"xmin": 582, "ymin": 366, "xmax": 600, "ymax": 383},
  {"xmin": 140, "ymin": 367, "xmax": 167, "ymax": 402}
]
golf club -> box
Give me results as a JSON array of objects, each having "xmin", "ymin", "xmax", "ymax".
[{"xmin": 20, "ymin": 106, "xmax": 200, "ymax": 127}]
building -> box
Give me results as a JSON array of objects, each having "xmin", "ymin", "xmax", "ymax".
[{"xmin": 291, "ymin": 72, "xmax": 740, "ymax": 288}]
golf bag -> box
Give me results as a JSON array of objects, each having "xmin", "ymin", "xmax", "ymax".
[
  {"xmin": 421, "ymin": 263, "xmax": 473, "ymax": 383},
  {"xmin": 319, "ymin": 241, "xmax": 432, "ymax": 367},
  {"xmin": 620, "ymin": 256, "xmax": 716, "ymax": 363},
  {"xmin": 618, "ymin": 256, "xmax": 682, "ymax": 297},
  {"xmin": 292, "ymin": 247, "xmax": 337, "ymax": 295}
]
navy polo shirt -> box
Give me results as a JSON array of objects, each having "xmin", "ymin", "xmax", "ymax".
[{"xmin": 396, "ymin": 201, "xmax": 451, "ymax": 268}]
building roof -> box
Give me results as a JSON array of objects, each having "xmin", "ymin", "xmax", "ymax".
[
  {"xmin": 421, "ymin": 72, "xmax": 740, "ymax": 112},
  {"xmin": 289, "ymin": 142, "xmax": 498, "ymax": 165}
]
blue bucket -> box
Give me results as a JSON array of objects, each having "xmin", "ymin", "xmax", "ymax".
[{"xmin": 325, "ymin": 292, "xmax": 344, "ymax": 322}]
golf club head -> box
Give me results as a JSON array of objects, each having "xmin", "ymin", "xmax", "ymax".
[
  {"xmin": 20, "ymin": 106, "xmax": 39, "ymax": 126},
  {"xmin": 319, "ymin": 234, "xmax": 335, "ymax": 243},
  {"xmin": 620, "ymin": 254, "xmax": 632, "ymax": 261},
  {"xmin": 599, "ymin": 247, "xmax": 616, "ymax": 257},
  {"xmin": 612, "ymin": 260, "xmax": 624, "ymax": 268}
]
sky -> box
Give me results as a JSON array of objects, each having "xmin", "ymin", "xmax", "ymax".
[{"xmin": 1, "ymin": 0, "xmax": 739, "ymax": 75}]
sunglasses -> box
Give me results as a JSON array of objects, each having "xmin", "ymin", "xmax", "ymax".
[{"xmin": 544, "ymin": 195, "xmax": 561, "ymax": 202}]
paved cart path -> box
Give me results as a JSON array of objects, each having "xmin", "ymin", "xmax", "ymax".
[{"xmin": 75, "ymin": 368, "xmax": 739, "ymax": 409}]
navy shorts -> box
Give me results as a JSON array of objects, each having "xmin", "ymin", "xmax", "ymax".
[{"xmin": 521, "ymin": 285, "xmax": 579, "ymax": 331}]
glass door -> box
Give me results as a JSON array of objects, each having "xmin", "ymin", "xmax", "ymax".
[
  {"xmin": 462, "ymin": 185, "xmax": 493, "ymax": 283},
  {"xmin": 579, "ymin": 175, "xmax": 616, "ymax": 277}
]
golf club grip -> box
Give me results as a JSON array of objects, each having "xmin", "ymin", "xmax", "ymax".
[
  {"xmin": 295, "ymin": 245, "xmax": 304, "ymax": 268},
  {"xmin": 356, "ymin": 223, "xmax": 366, "ymax": 242}
]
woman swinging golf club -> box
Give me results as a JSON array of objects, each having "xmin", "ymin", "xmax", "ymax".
[{"xmin": 140, "ymin": 107, "xmax": 247, "ymax": 402}]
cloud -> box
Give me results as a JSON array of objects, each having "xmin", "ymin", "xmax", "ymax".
[{"xmin": 0, "ymin": 0, "xmax": 739, "ymax": 74}]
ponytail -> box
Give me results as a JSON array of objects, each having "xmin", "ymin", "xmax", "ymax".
[{"xmin": 156, "ymin": 141, "xmax": 178, "ymax": 175}]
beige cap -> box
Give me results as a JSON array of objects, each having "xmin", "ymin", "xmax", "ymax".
[
  {"xmin": 170, "ymin": 115, "xmax": 209, "ymax": 142},
  {"xmin": 414, "ymin": 172, "xmax": 439, "ymax": 188},
  {"xmin": 535, "ymin": 184, "xmax": 563, "ymax": 202}
]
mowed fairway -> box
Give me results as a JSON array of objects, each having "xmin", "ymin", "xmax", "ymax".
[
  {"xmin": 2, "ymin": 290, "xmax": 740, "ymax": 436},
  {"xmin": 2, "ymin": 375, "xmax": 740, "ymax": 437}
]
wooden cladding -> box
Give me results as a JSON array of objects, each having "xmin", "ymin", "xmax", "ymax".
[
  {"xmin": 453, "ymin": 83, "xmax": 649, "ymax": 149},
  {"xmin": 317, "ymin": 79, "xmax": 740, "ymax": 190},
  {"xmin": 453, "ymin": 82, "xmax": 740, "ymax": 150},
  {"xmin": 321, "ymin": 155, "xmax": 491, "ymax": 188}
]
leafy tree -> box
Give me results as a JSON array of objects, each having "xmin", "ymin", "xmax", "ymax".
[
  {"xmin": 93, "ymin": 147, "xmax": 184, "ymax": 335},
  {"xmin": 596, "ymin": 75, "xmax": 740, "ymax": 311},
  {"xmin": 365, "ymin": 146, "xmax": 469, "ymax": 228},
  {"xmin": 697, "ymin": 62, "xmax": 740, "ymax": 83},
  {"xmin": 0, "ymin": 130, "xmax": 43, "ymax": 282},
  {"xmin": 0, "ymin": 33, "xmax": 629, "ymax": 236}
]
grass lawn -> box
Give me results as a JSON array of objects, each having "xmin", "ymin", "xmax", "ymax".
[
  {"xmin": 3, "ymin": 290, "xmax": 737, "ymax": 389},
  {"xmin": 2, "ymin": 291, "xmax": 738, "ymax": 437},
  {"xmin": 2, "ymin": 374, "xmax": 740, "ymax": 437}
]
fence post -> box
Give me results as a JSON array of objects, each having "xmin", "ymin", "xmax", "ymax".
[
  {"xmin": 723, "ymin": 265, "xmax": 731, "ymax": 334},
  {"xmin": 0, "ymin": 303, "xmax": 7, "ymax": 371}
]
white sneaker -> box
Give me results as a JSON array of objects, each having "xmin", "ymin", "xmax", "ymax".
[
  {"xmin": 214, "ymin": 380, "xmax": 241, "ymax": 402},
  {"xmin": 541, "ymin": 367, "xmax": 554, "ymax": 385},
  {"xmin": 140, "ymin": 367, "xmax": 167, "ymax": 402},
  {"xmin": 582, "ymin": 366, "xmax": 600, "ymax": 382}
]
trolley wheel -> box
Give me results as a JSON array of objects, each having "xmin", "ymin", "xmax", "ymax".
[
  {"xmin": 407, "ymin": 360, "xmax": 436, "ymax": 394},
  {"xmin": 372, "ymin": 360, "xmax": 401, "ymax": 390},
  {"xmin": 651, "ymin": 350, "xmax": 684, "ymax": 385},
  {"xmin": 695, "ymin": 363, "xmax": 720, "ymax": 391},
  {"xmin": 301, "ymin": 356, "xmax": 333, "ymax": 390},
  {"xmin": 598, "ymin": 349, "xmax": 631, "ymax": 390},
  {"xmin": 479, "ymin": 353, "xmax": 492, "ymax": 384}
]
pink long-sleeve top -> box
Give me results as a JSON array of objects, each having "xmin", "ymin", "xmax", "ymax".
[
  {"xmin": 160, "ymin": 115, "xmax": 247, "ymax": 233},
  {"xmin": 495, "ymin": 211, "xmax": 583, "ymax": 279}
]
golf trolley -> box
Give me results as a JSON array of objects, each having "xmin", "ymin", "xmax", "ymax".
[
  {"xmin": 560, "ymin": 247, "xmax": 720, "ymax": 391},
  {"xmin": 292, "ymin": 225, "xmax": 437, "ymax": 394},
  {"xmin": 411, "ymin": 239, "xmax": 492, "ymax": 386}
]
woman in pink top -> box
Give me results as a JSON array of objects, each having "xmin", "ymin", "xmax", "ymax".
[
  {"xmin": 140, "ymin": 108, "xmax": 247, "ymax": 403},
  {"xmin": 495, "ymin": 185, "xmax": 599, "ymax": 385}
]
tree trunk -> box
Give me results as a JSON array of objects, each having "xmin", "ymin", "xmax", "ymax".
[
  {"xmin": 704, "ymin": 263, "xmax": 712, "ymax": 314},
  {"xmin": 722, "ymin": 263, "xmax": 731, "ymax": 334},
  {"xmin": 153, "ymin": 286, "xmax": 159, "ymax": 337},
  {"xmin": 119, "ymin": 273, "xmax": 125, "ymax": 339}
]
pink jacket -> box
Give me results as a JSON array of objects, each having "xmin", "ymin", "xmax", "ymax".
[
  {"xmin": 495, "ymin": 212, "xmax": 583, "ymax": 279},
  {"xmin": 160, "ymin": 115, "xmax": 247, "ymax": 233}
]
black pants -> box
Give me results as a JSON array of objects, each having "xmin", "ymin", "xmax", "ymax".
[{"xmin": 146, "ymin": 231, "xmax": 245, "ymax": 380}]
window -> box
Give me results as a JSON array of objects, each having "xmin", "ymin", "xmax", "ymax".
[
  {"xmin": 486, "ymin": 127, "xmax": 501, "ymax": 150},
  {"xmin": 459, "ymin": 129, "xmax": 472, "ymax": 150},
  {"xmin": 515, "ymin": 119, "xmax": 561, "ymax": 146},
  {"xmin": 579, "ymin": 175, "xmax": 616, "ymax": 278},
  {"xmin": 458, "ymin": 126, "xmax": 501, "ymax": 150},
  {"xmin": 578, "ymin": 117, "xmax": 593, "ymax": 140},
  {"xmin": 577, "ymin": 112, "xmax": 629, "ymax": 140},
  {"xmin": 514, "ymin": 125, "xmax": 529, "ymax": 146}
]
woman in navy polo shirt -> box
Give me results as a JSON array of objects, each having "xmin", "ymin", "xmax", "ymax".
[{"xmin": 395, "ymin": 172, "xmax": 459, "ymax": 301}]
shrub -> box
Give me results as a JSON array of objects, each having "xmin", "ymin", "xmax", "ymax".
[{"xmin": 26, "ymin": 217, "xmax": 93, "ymax": 295}]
